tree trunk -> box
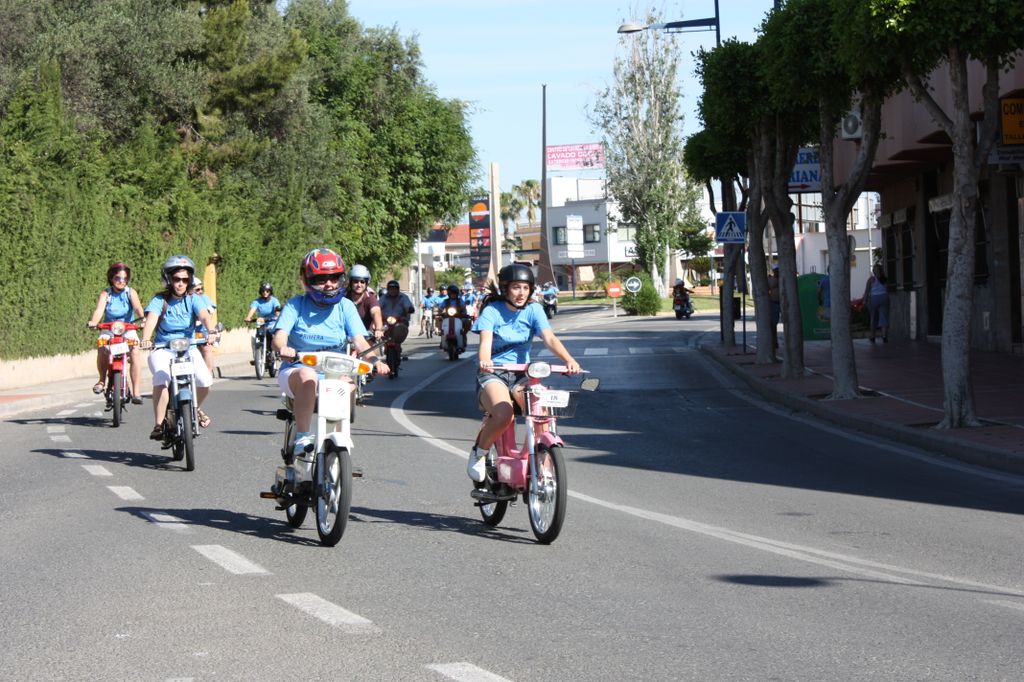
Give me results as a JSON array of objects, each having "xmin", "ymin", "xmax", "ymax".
[{"xmin": 720, "ymin": 180, "xmax": 740, "ymax": 348}]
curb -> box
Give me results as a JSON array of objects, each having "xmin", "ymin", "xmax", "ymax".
[
  {"xmin": 0, "ymin": 357, "xmax": 256, "ymax": 419},
  {"xmin": 700, "ymin": 346, "xmax": 1024, "ymax": 477}
]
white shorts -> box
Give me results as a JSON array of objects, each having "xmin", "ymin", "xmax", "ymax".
[
  {"xmin": 148, "ymin": 346, "xmax": 214, "ymax": 389},
  {"xmin": 277, "ymin": 364, "xmax": 355, "ymax": 398},
  {"xmin": 98, "ymin": 329, "xmax": 140, "ymax": 343}
]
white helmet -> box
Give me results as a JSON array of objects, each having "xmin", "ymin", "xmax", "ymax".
[{"xmin": 349, "ymin": 264, "xmax": 371, "ymax": 281}]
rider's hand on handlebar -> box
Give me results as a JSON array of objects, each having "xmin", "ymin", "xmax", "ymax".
[
  {"xmin": 479, "ymin": 359, "xmax": 494, "ymax": 373},
  {"xmin": 279, "ymin": 346, "xmax": 297, "ymax": 360},
  {"xmin": 374, "ymin": 360, "xmax": 390, "ymax": 376},
  {"xmin": 87, "ymin": 322, "xmax": 97, "ymax": 330},
  {"xmin": 139, "ymin": 339, "xmax": 153, "ymax": 350},
  {"xmin": 564, "ymin": 359, "xmax": 582, "ymax": 374}
]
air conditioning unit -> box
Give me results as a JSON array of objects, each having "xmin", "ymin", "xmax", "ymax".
[{"xmin": 841, "ymin": 110, "xmax": 863, "ymax": 140}]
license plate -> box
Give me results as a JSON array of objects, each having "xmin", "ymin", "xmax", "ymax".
[
  {"xmin": 171, "ymin": 361, "xmax": 194, "ymax": 377},
  {"xmin": 537, "ymin": 389, "xmax": 570, "ymax": 408},
  {"xmin": 674, "ymin": 304, "xmax": 682, "ymax": 311},
  {"xmin": 108, "ymin": 342, "xmax": 129, "ymax": 356}
]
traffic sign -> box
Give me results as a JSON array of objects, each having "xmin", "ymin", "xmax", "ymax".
[
  {"xmin": 788, "ymin": 147, "xmax": 822, "ymax": 193},
  {"xmin": 715, "ymin": 212, "xmax": 746, "ymax": 244},
  {"xmin": 606, "ymin": 283, "xmax": 623, "ymax": 298},
  {"xmin": 566, "ymin": 215, "xmax": 584, "ymax": 259},
  {"xmin": 624, "ymin": 276, "xmax": 642, "ymax": 293}
]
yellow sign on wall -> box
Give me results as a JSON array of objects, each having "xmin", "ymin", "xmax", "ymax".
[{"xmin": 1002, "ymin": 98, "xmax": 1024, "ymax": 145}]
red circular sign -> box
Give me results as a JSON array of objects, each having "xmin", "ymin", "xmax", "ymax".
[{"xmin": 606, "ymin": 283, "xmax": 623, "ymax": 298}]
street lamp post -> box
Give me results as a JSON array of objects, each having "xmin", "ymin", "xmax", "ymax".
[{"xmin": 617, "ymin": 0, "xmax": 721, "ymax": 46}]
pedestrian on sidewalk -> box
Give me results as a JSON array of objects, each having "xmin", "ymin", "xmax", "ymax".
[
  {"xmin": 863, "ymin": 263, "xmax": 889, "ymax": 343},
  {"xmin": 767, "ymin": 262, "xmax": 781, "ymax": 351}
]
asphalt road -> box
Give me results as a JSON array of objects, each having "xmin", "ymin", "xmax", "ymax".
[{"xmin": 3, "ymin": 306, "xmax": 1023, "ymax": 681}]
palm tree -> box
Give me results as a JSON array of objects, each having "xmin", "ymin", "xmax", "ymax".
[
  {"xmin": 512, "ymin": 179, "xmax": 540, "ymax": 225},
  {"xmin": 499, "ymin": 191, "xmax": 523, "ymax": 232}
]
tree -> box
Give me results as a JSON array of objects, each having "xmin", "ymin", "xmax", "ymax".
[
  {"xmin": 759, "ymin": 0, "xmax": 900, "ymax": 397},
  {"xmin": 591, "ymin": 11, "xmax": 705, "ymax": 294},
  {"xmin": 869, "ymin": 0, "xmax": 1024, "ymax": 427},
  {"xmin": 512, "ymin": 180, "xmax": 540, "ymax": 225}
]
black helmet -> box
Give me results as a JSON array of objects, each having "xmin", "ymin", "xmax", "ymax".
[
  {"xmin": 446, "ymin": 284, "xmax": 459, "ymax": 297},
  {"xmin": 386, "ymin": 279, "xmax": 400, "ymax": 289},
  {"xmin": 259, "ymin": 281, "xmax": 273, "ymax": 295},
  {"xmin": 497, "ymin": 264, "xmax": 536, "ymax": 307}
]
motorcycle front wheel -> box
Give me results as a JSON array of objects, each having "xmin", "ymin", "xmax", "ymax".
[
  {"xmin": 254, "ymin": 341, "xmax": 265, "ymax": 380},
  {"xmin": 179, "ymin": 406, "xmax": 195, "ymax": 472},
  {"xmin": 266, "ymin": 349, "xmax": 278, "ymax": 378},
  {"xmin": 316, "ymin": 446, "xmax": 353, "ymax": 546},
  {"xmin": 386, "ymin": 345, "xmax": 400, "ymax": 379},
  {"xmin": 111, "ymin": 371, "xmax": 123, "ymax": 428},
  {"xmin": 528, "ymin": 444, "xmax": 566, "ymax": 544}
]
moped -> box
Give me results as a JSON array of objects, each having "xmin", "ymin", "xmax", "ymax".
[
  {"xmin": 441, "ymin": 306, "xmax": 464, "ymax": 361},
  {"xmin": 154, "ymin": 336, "xmax": 207, "ymax": 471},
  {"xmin": 250, "ymin": 318, "xmax": 278, "ymax": 379},
  {"xmin": 96, "ymin": 320, "xmax": 138, "ymax": 427},
  {"xmin": 471, "ymin": 362, "xmax": 599, "ymax": 544}
]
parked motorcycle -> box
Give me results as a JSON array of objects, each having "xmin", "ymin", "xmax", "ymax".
[
  {"xmin": 441, "ymin": 306, "xmax": 464, "ymax": 361},
  {"xmin": 261, "ymin": 350, "xmax": 375, "ymax": 546},
  {"xmin": 674, "ymin": 290, "xmax": 694, "ymax": 319},
  {"xmin": 154, "ymin": 336, "xmax": 206, "ymax": 471},
  {"xmin": 250, "ymin": 318, "xmax": 278, "ymax": 379},
  {"xmin": 471, "ymin": 362, "xmax": 599, "ymax": 544},
  {"xmin": 96, "ymin": 320, "xmax": 138, "ymax": 427}
]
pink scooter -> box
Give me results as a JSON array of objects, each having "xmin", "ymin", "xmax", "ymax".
[{"xmin": 471, "ymin": 362, "xmax": 599, "ymax": 544}]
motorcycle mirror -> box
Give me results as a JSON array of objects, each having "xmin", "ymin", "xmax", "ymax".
[
  {"xmin": 387, "ymin": 323, "xmax": 409, "ymax": 344},
  {"xmin": 580, "ymin": 377, "xmax": 600, "ymax": 392}
]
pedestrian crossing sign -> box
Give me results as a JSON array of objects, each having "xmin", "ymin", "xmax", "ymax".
[{"xmin": 715, "ymin": 212, "xmax": 747, "ymax": 244}]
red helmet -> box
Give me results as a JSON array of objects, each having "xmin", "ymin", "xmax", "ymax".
[
  {"xmin": 301, "ymin": 248, "xmax": 346, "ymax": 305},
  {"xmin": 107, "ymin": 262, "xmax": 131, "ymax": 285}
]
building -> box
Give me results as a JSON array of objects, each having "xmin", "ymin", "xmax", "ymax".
[{"xmin": 833, "ymin": 61, "xmax": 1024, "ymax": 351}]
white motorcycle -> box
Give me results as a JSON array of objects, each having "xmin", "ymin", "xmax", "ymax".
[{"xmin": 441, "ymin": 306, "xmax": 464, "ymax": 361}]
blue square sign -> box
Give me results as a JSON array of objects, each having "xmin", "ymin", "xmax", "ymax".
[{"xmin": 715, "ymin": 212, "xmax": 747, "ymax": 243}]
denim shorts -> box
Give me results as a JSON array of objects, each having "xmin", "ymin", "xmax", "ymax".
[{"xmin": 475, "ymin": 369, "xmax": 526, "ymax": 405}]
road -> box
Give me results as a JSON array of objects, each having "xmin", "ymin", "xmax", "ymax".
[{"xmin": 2, "ymin": 306, "xmax": 1023, "ymax": 681}]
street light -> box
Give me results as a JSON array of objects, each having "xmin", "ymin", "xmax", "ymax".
[{"xmin": 617, "ymin": 1, "xmax": 721, "ymax": 46}]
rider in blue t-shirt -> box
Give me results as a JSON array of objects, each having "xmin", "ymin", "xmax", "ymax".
[
  {"xmin": 465, "ymin": 264, "xmax": 580, "ymax": 482},
  {"xmin": 86, "ymin": 261, "xmax": 146, "ymax": 402},
  {"xmin": 244, "ymin": 281, "xmax": 282, "ymax": 362},
  {"xmin": 273, "ymin": 249, "xmax": 389, "ymax": 466}
]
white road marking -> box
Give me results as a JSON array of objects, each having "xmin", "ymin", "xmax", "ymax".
[
  {"xmin": 57, "ymin": 409, "xmax": 76, "ymax": 417},
  {"xmin": 74, "ymin": 402, "xmax": 94, "ymax": 408},
  {"xmin": 408, "ymin": 352, "xmax": 433, "ymax": 360},
  {"xmin": 276, "ymin": 593, "xmax": 379, "ymax": 633},
  {"xmin": 82, "ymin": 464, "xmax": 113, "ymax": 477},
  {"xmin": 628, "ymin": 347, "xmax": 653, "ymax": 354},
  {"xmin": 107, "ymin": 486, "xmax": 144, "ymax": 501},
  {"xmin": 985, "ymin": 600, "xmax": 1024, "ymax": 614},
  {"xmin": 142, "ymin": 512, "xmax": 191, "ymax": 532},
  {"xmin": 46, "ymin": 425, "xmax": 66, "ymax": 433},
  {"xmin": 671, "ymin": 346, "xmax": 694, "ymax": 353},
  {"xmin": 426, "ymin": 662, "xmax": 514, "ymax": 682},
  {"xmin": 50, "ymin": 435, "xmax": 71, "ymax": 443},
  {"xmin": 62, "ymin": 451, "xmax": 89, "ymax": 459},
  {"xmin": 583, "ymin": 347, "xmax": 608, "ymax": 356},
  {"xmin": 192, "ymin": 545, "xmax": 268, "ymax": 575}
]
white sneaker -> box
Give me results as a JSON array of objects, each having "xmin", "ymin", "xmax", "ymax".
[{"xmin": 467, "ymin": 446, "xmax": 488, "ymax": 482}]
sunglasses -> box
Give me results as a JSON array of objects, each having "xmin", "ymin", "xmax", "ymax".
[
  {"xmin": 310, "ymin": 273, "xmax": 342, "ymax": 286},
  {"xmin": 112, "ymin": 276, "xmax": 128, "ymax": 283},
  {"xmin": 194, "ymin": 286, "xmax": 203, "ymax": 292},
  {"xmin": 349, "ymin": 278, "xmax": 368, "ymax": 284},
  {"xmin": 172, "ymin": 276, "xmax": 191, "ymax": 284}
]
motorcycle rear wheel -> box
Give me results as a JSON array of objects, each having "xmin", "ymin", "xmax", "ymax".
[
  {"xmin": 316, "ymin": 447, "xmax": 353, "ymax": 546},
  {"xmin": 111, "ymin": 371, "xmax": 123, "ymax": 428},
  {"xmin": 528, "ymin": 444, "xmax": 566, "ymax": 544},
  {"xmin": 476, "ymin": 484, "xmax": 508, "ymax": 527}
]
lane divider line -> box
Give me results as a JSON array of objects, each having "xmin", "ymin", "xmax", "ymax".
[
  {"xmin": 82, "ymin": 464, "xmax": 113, "ymax": 477},
  {"xmin": 142, "ymin": 512, "xmax": 191, "ymax": 533},
  {"xmin": 192, "ymin": 545, "xmax": 269, "ymax": 575},
  {"xmin": 276, "ymin": 593, "xmax": 380, "ymax": 633},
  {"xmin": 425, "ymin": 662, "xmax": 514, "ymax": 682},
  {"xmin": 107, "ymin": 486, "xmax": 144, "ymax": 501}
]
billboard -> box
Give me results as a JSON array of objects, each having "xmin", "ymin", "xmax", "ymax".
[
  {"xmin": 468, "ymin": 196, "xmax": 491, "ymax": 279},
  {"xmin": 546, "ymin": 143, "xmax": 605, "ymax": 170}
]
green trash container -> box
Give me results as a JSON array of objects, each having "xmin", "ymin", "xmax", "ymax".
[{"xmin": 798, "ymin": 273, "xmax": 830, "ymax": 340}]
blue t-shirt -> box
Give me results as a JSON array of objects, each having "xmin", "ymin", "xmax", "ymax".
[
  {"xmin": 249, "ymin": 296, "xmax": 281, "ymax": 318},
  {"xmin": 275, "ymin": 294, "xmax": 367, "ymax": 368},
  {"xmin": 145, "ymin": 294, "xmax": 210, "ymax": 343},
  {"xmin": 542, "ymin": 286, "xmax": 559, "ymax": 299},
  {"xmin": 472, "ymin": 301, "xmax": 550, "ymax": 364},
  {"xmin": 104, "ymin": 287, "xmax": 134, "ymax": 323}
]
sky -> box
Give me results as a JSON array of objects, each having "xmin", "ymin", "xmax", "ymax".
[{"xmin": 344, "ymin": 0, "xmax": 776, "ymax": 195}]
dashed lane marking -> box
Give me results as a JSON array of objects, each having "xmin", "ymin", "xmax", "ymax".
[
  {"xmin": 408, "ymin": 352, "xmax": 433, "ymax": 360},
  {"xmin": 107, "ymin": 486, "xmax": 144, "ymax": 501},
  {"xmin": 49, "ymin": 435, "xmax": 71, "ymax": 443},
  {"xmin": 62, "ymin": 451, "xmax": 89, "ymax": 459},
  {"xmin": 82, "ymin": 464, "xmax": 113, "ymax": 477},
  {"xmin": 426, "ymin": 663, "xmax": 514, "ymax": 682},
  {"xmin": 46, "ymin": 425, "xmax": 66, "ymax": 434},
  {"xmin": 583, "ymin": 347, "xmax": 608, "ymax": 356},
  {"xmin": 142, "ymin": 512, "xmax": 191, "ymax": 532},
  {"xmin": 628, "ymin": 347, "xmax": 653, "ymax": 354},
  {"xmin": 74, "ymin": 402, "xmax": 94, "ymax": 408},
  {"xmin": 192, "ymin": 545, "xmax": 268, "ymax": 575},
  {"xmin": 985, "ymin": 600, "xmax": 1024, "ymax": 614},
  {"xmin": 276, "ymin": 593, "xmax": 380, "ymax": 633},
  {"xmin": 57, "ymin": 409, "xmax": 76, "ymax": 417}
]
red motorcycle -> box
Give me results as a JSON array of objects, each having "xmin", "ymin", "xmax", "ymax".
[
  {"xmin": 96, "ymin": 321, "xmax": 138, "ymax": 427},
  {"xmin": 384, "ymin": 316, "xmax": 407, "ymax": 379},
  {"xmin": 673, "ymin": 288, "xmax": 694, "ymax": 320}
]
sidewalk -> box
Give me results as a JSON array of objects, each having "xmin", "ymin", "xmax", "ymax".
[{"xmin": 703, "ymin": 338, "xmax": 1024, "ymax": 475}]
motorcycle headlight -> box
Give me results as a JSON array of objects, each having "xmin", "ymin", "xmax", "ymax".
[
  {"xmin": 323, "ymin": 355, "xmax": 357, "ymax": 375},
  {"xmin": 110, "ymin": 321, "xmax": 126, "ymax": 335},
  {"xmin": 169, "ymin": 338, "xmax": 191, "ymax": 352},
  {"xmin": 527, "ymin": 361, "xmax": 551, "ymax": 379},
  {"xmin": 386, "ymin": 316, "xmax": 397, "ymax": 325},
  {"xmin": 446, "ymin": 307, "xmax": 457, "ymax": 317}
]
